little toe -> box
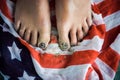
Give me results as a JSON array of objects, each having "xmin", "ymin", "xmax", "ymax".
[
  {"xmin": 87, "ymin": 13, "xmax": 93, "ymax": 27},
  {"xmin": 82, "ymin": 20, "xmax": 89, "ymax": 35},
  {"xmin": 70, "ymin": 28, "xmax": 77, "ymax": 46}
]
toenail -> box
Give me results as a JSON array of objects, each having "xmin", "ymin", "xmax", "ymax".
[
  {"xmin": 39, "ymin": 43, "xmax": 46, "ymax": 49},
  {"xmin": 59, "ymin": 42, "xmax": 68, "ymax": 51}
]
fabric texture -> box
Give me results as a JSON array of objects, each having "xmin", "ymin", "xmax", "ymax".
[{"xmin": 0, "ymin": 0, "xmax": 120, "ymax": 80}]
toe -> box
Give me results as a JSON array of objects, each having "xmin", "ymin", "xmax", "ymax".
[
  {"xmin": 24, "ymin": 29, "xmax": 31, "ymax": 42},
  {"xmin": 37, "ymin": 30, "xmax": 50, "ymax": 50},
  {"xmin": 30, "ymin": 30, "xmax": 38, "ymax": 46},
  {"xmin": 82, "ymin": 20, "xmax": 89, "ymax": 35},
  {"xmin": 58, "ymin": 29, "xmax": 70, "ymax": 51},
  {"xmin": 18, "ymin": 24, "xmax": 26, "ymax": 37},
  {"xmin": 87, "ymin": 12, "xmax": 92, "ymax": 27},
  {"xmin": 77, "ymin": 27, "xmax": 84, "ymax": 42},
  {"xmin": 70, "ymin": 28, "xmax": 77, "ymax": 46},
  {"xmin": 14, "ymin": 20, "xmax": 21, "ymax": 31}
]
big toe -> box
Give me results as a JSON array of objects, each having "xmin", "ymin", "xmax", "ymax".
[
  {"xmin": 37, "ymin": 29, "xmax": 50, "ymax": 50},
  {"xmin": 58, "ymin": 29, "xmax": 70, "ymax": 51}
]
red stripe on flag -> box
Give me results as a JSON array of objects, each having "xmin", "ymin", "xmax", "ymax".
[
  {"xmin": 85, "ymin": 24, "xmax": 105, "ymax": 39},
  {"xmin": 0, "ymin": 0, "xmax": 13, "ymax": 21},
  {"xmin": 19, "ymin": 38, "xmax": 99, "ymax": 68},
  {"xmin": 92, "ymin": 62, "xmax": 103, "ymax": 80},
  {"xmin": 102, "ymin": 26, "xmax": 120, "ymax": 50},
  {"xmin": 99, "ymin": 47, "xmax": 119, "ymax": 71},
  {"xmin": 97, "ymin": 0, "xmax": 120, "ymax": 17},
  {"xmin": 38, "ymin": 50, "xmax": 98, "ymax": 68},
  {"xmin": 85, "ymin": 67, "xmax": 93, "ymax": 80}
]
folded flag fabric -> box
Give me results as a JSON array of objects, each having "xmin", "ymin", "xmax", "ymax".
[{"xmin": 0, "ymin": 0, "xmax": 120, "ymax": 80}]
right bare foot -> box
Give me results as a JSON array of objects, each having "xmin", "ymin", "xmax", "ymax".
[
  {"xmin": 14, "ymin": 0, "xmax": 51, "ymax": 49},
  {"xmin": 55, "ymin": 0, "xmax": 92, "ymax": 51}
]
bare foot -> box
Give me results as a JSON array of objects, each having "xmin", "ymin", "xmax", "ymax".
[
  {"xmin": 14, "ymin": 0, "xmax": 51, "ymax": 49},
  {"xmin": 55, "ymin": 0, "xmax": 92, "ymax": 50}
]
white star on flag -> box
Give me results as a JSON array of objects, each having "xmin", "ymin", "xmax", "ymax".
[
  {"xmin": 0, "ymin": 72, "xmax": 10, "ymax": 80},
  {"xmin": 0, "ymin": 23, "xmax": 10, "ymax": 32},
  {"xmin": 18, "ymin": 71, "xmax": 35, "ymax": 80},
  {"xmin": 8, "ymin": 41, "xmax": 22, "ymax": 61}
]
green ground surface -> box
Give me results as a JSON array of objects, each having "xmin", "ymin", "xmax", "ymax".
[{"xmin": 114, "ymin": 62, "xmax": 120, "ymax": 80}]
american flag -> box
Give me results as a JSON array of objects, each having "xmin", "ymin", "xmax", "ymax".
[{"xmin": 0, "ymin": 0, "xmax": 120, "ymax": 80}]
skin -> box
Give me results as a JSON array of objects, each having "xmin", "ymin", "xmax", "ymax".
[
  {"xmin": 55, "ymin": 0, "xmax": 92, "ymax": 50},
  {"xmin": 14, "ymin": 0, "xmax": 92, "ymax": 50}
]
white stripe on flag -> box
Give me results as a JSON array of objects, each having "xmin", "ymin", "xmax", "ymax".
[
  {"xmin": 71, "ymin": 36, "xmax": 104, "ymax": 52},
  {"xmin": 32, "ymin": 57, "xmax": 91, "ymax": 80},
  {"xmin": 0, "ymin": 10, "xmax": 19, "ymax": 37},
  {"xmin": 6, "ymin": 0, "xmax": 14, "ymax": 16},
  {"xmin": 93, "ymin": 12, "xmax": 104, "ymax": 25},
  {"xmin": 104, "ymin": 11, "xmax": 120, "ymax": 31},
  {"xmin": 110, "ymin": 34, "xmax": 120, "ymax": 54},
  {"xmin": 95, "ymin": 58, "xmax": 115, "ymax": 80}
]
